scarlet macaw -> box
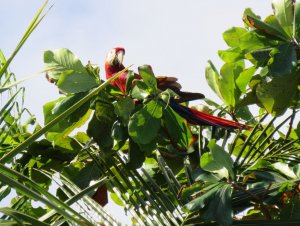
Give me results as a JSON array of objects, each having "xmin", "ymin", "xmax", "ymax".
[{"xmin": 105, "ymin": 47, "xmax": 249, "ymax": 130}]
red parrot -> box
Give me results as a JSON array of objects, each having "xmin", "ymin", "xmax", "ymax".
[{"xmin": 105, "ymin": 47, "xmax": 250, "ymax": 130}]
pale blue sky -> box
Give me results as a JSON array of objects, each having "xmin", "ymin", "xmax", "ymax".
[{"xmin": 1, "ymin": 0, "xmax": 271, "ymax": 223}]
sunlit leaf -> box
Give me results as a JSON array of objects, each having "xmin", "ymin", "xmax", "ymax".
[
  {"xmin": 272, "ymin": 0, "xmax": 293, "ymax": 37},
  {"xmin": 205, "ymin": 61, "xmax": 222, "ymax": 100},
  {"xmin": 219, "ymin": 61, "xmax": 244, "ymax": 107},
  {"xmin": 44, "ymin": 48, "xmax": 98, "ymax": 93},
  {"xmin": 236, "ymin": 66, "xmax": 256, "ymax": 93},
  {"xmin": 256, "ymin": 73, "xmax": 299, "ymax": 116},
  {"xmin": 128, "ymin": 100, "xmax": 162, "ymax": 144},
  {"xmin": 243, "ymin": 13, "xmax": 289, "ymax": 41},
  {"xmin": 218, "ymin": 47, "xmax": 244, "ymax": 63},
  {"xmin": 138, "ymin": 65, "xmax": 158, "ymax": 94},
  {"xmin": 113, "ymin": 96, "xmax": 135, "ymax": 126},
  {"xmin": 208, "ymin": 139, "xmax": 234, "ymax": 179},
  {"xmin": 272, "ymin": 162, "xmax": 297, "ymax": 179}
]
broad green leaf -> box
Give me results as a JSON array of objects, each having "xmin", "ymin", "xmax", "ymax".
[
  {"xmin": 126, "ymin": 138, "xmax": 145, "ymax": 169},
  {"xmin": 223, "ymin": 27, "xmax": 248, "ymax": 47},
  {"xmin": 293, "ymin": 164, "xmax": 300, "ymax": 178},
  {"xmin": 272, "ymin": 0, "xmax": 293, "ymax": 37},
  {"xmin": 265, "ymin": 14, "xmax": 290, "ymax": 38},
  {"xmin": 113, "ymin": 96, "xmax": 135, "ymax": 126},
  {"xmin": 208, "ymin": 139, "xmax": 234, "ymax": 179},
  {"xmin": 236, "ymin": 66, "xmax": 256, "ymax": 93},
  {"xmin": 246, "ymin": 48, "xmax": 272, "ymax": 67},
  {"xmin": 223, "ymin": 27, "xmax": 264, "ymax": 51},
  {"xmin": 44, "ymin": 48, "xmax": 87, "ymax": 81},
  {"xmin": 200, "ymin": 152, "xmax": 229, "ymax": 179},
  {"xmin": 43, "ymin": 92, "xmax": 90, "ymax": 137},
  {"xmin": 205, "ymin": 61, "xmax": 222, "ymax": 100},
  {"xmin": 272, "ymin": 162, "xmax": 297, "ymax": 179},
  {"xmin": 138, "ymin": 65, "xmax": 158, "ymax": 93},
  {"xmin": 219, "ymin": 61, "xmax": 244, "ymax": 107},
  {"xmin": 65, "ymin": 161, "xmax": 103, "ymax": 189},
  {"xmin": 218, "ymin": 47, "xmax": 244, "ymax": 63},
  {"xmin": 87, "ymin": 96, "xmax": 116, "ymax": 151},
  {"xmin": 125, "ymin": 70, "xmax": 136, "ymax": 94},
  {"xmin": 163, "ymin": 106, "xmax": 194, "ymax": 149},
  {"xmin": 193, "ymin": 168, "xmax": 221, "ymax": 183},
  {"xmin": 256, "ymin": 73, "xmax": 299, "ymax": 116},
  {"xmin": 268, "ymin": 43, "xmax": 297, "ymax": 77},
  {"xmin": 111, "ymin": 121, "xmax": 128, "ymax": 150},
  {"xmin": 183, "ymin": 183, "xmax": 223, "ymax": 212},
  {"xmin": 294, "ymin": 0, "xmax": 300, "ymax": 42},
  {"xmin": 180, "ymin": 183, "xmax": 204, "ymax": 200},
  {"xmin": 131, "ymin": 80, "xmax": 150, "ymax": 99},
  {"xmin": 243, "ymin": 13, "xmax": 289, "ymax": 41},
  {"xmin": 202, "ymin": 184, "xmax": 233, "ymax": 226},
  {"xmin": 28, "ymin": 139, "xmax": 79, "ymax": 162},
  {"xmin": 128, "ymin": 100, "xmax": 162, "ymax": 144},
  {"xmin": 56, "ymin": 70, "xmax": 98, "ymax": 94}
]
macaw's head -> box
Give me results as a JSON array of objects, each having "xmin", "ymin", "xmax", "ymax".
[{"xmin": 105, "ymin": 47, "xmax": 125, "ymax": 71}]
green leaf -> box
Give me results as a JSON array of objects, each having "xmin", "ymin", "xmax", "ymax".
[
  {"xmin": 0, "ymin": 207, "xmax": 49, "ymax": 226},
  {"xmin": 202, "ymin": 184, "xmax": 233, "ymax": 226},
  {"xmin": 219, "ymin": 61, "xmax": 244, "ymax": 107},
  {"xmin": 272, "ymin": 162, "xmax": 297, "ymax": 179},
  {"xmin": 43, "ymin": 92, "xmax": 90, "ymax": 138},
  {"xmin": 64, "ymin": 161, "xmax": 103, "ymax": 189},
  {"xmin": 113, "ymin": 96, "xmax": 135, "ymax": 126},
  {"xmin": 208, "ymin": 139, "xmax": 234, "ymax": 179},
  {"xmin": 293, "ymin": 164, "xmax": 300, "ymax": 178},
  {"xmin": 218, "ymin": 47, "xmax": 244, "ymax": 63},
  {"xmin": 246, "ymin": 48, "xmax": 272, "ymax": 67},
  {"xmin": 125, "ymin": 70, "xmax": 136, "ymax": 94},
  {"xmin": 205, "ymin": 61, "xmax": 222, "ymax": 100},
  {"xmin": 183, "ymin": 183, "xmax": 223, "ymax": 212},
  {"xmin": 131, "ymin": 80, "xmax": 150, "ymax": 100},
  {"xmin": 56, "ymin": 70, "xmax": 98, "ymax": 94},
  {"xmin": 268, "ymin": 43, "xmax": 297, "ymax": 77},
  {"xmin": 243, "ymin": 13, "xmax": 289, "ymax": 41},
  {"xmin": 272, "ymin": 0, "xmax": 293, "ymax": 37},
  {"xmin": 87, "ymin": 96, "xmax": 117, "ymax": 151},
  {"xmin": 222, "ymin": 27, "xmax": 264, "ymax": 51},
  {"xmin": 111, "ymin": 121, "xmax": 128, "ymax": 150},
  {"xmin": 294, "ymin": 0, "xmax": 300, "ymax": 42},
  {"xmin": 44, "ymin": 48, "xmax": 98, "ymax": 93},
  {"xmin": 256, "ymin": 73, "xmax": 299, "ymax": 116},
  {"xmin": 163, "ymin": 106, "xmax": 194, "ymax": 149},
  {"xmin": 126, "ymin": 138, "xmax": 145, "ymax": 169},
  {"xmin": 138, "ymin": 65, "xmax": 158, "ymax": 93},
  {"xmin": 128, "ymin": 100, "xmax": 162, "ymax": 144},
  {"xmin": 223, "ymin": 27, "xmax": 248, "ymax": 47},
  {"xmin": 236, "ymin": 66, "xmax": 256, "ymax": 93},
  {"xmin": 200, "ymin": 153, "xmax": 229, "ymax": 179}
]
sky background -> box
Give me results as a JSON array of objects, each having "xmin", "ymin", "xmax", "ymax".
[{"xmin": 0, "ymin": 0, "xmax": 271, "ymax": 223}]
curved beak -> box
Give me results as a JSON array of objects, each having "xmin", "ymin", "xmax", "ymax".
[{"xmin": 115, "ymin": 50, "xmax": 125, "ymax": 65}]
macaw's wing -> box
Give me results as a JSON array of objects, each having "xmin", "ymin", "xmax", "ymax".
[
  {"xmin": 169, "ymin": 98, "xmax": 250, "ymax": 130},
  {"xmin": 156, "ymin": 76, "xmax": 204, "ymax": 102}
]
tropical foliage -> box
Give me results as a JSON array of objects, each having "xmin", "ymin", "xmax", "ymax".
[{"xmin": 1, "ymin": 0, "xmax": 300, "ymax": 225}]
